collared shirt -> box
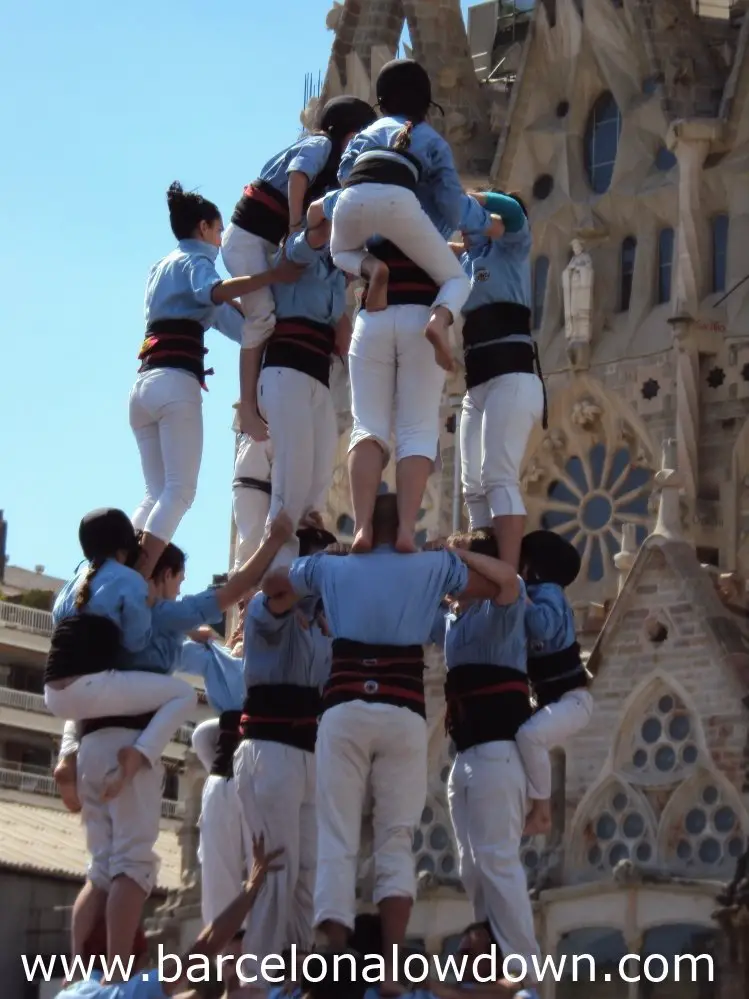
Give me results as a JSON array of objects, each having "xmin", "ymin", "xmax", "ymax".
[
  {"xmin": 459, "ymin": 195, "xmax": 532, "ymax": 320},
  {"xmin": 271, "ymin": 230, "xmax": 346, "ymax": 327},
  {"xmin": 288, "ymin": 547, "xmax": 469, "ymax": 646},
  {"xmin": 259, "ymin": 134, "xmax": 333, "ymax": 193},
  {"xmin": 242, "ymin": 593, "xmax": 332, "ymax": 689},
  {"xmin": 145, "ymin": 239, "xmax": 243, "ymax": 343},
  {"xmin": 436, "ymin": 580, "xmax": 528, "ymax": 673},
  {"xmin": 53, "ymin": 560, "xmax": 151, "ymax": 655},
  {"xmin": 122, "ymin": 590, "xmax": 223, "ymax": 675},
  {"xmin": 55, "ymin": 969, "xmax": 166, "ymax": 998},
  {"xmin": 339, "ymin": 116, "xmax": 464, "ymax": 233},
  {"xmin": 525, "ymin": 583, "xmax": 576, "ymax": 657},
  {"xmin": 179, "ymin": 639, "xmax": 244, "ymax": 713}
]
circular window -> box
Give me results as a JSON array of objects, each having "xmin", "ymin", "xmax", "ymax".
[
  {"xmin": 633, "ymin": 749, "xmax": 647, "ymax": 768},
  {"xmin": 586, "ymin": 786, "xmax": 654, "ymax": 874},
  {"xmin": 686, "ymin": 809, "xmax": 707, "ymax": 835},
  {"xmin": 417, "ymin": 855, "xmax": 435, "ymax": 875},
  {"xmin": 714, "ymin": 807, "xmax": 737, "ymax": 834},
  {"xmin": 609, "ymin": 843, "xmax": 629, "ymax": 866},
  {"xmin": 655, "ymin": 746, "xmax": 676, "ymax": 772},
  {"xmin": 703, "ymin": 786, "xmax": 719, "ymax": 806},
  {"xmin": 699, "ymin": 838, "xmax": 721, "ymax": 864},
  {"xmin": 532, "ymin": 174, "xmax": 554, "ymax": 200},
  {"xmin": 556, "ymin": 100, "xmax": 570, "ymax": 118},
  {"xmin": 636, "ymin": 842, "xmax": 652, "ymax": 862},
  {"xmin": 682, "ymin": 744, "xmax": 698, "ymax": 764},
  {"xmin": 623, "ymin": 813, "xmax": 645, "ymax": 839},
  {"xmin": 441, "ymin": 854, "xmax": 455, "ymax": 874},
  {"xmin": 580, "ymin": 492, "xmax": 613, "ymax": 531},
  {"xmin": 658, "ymin": 695, "xmax": 674, "ymax": 714},
  {"xmin": 669, "ymin": 715, "xmax": 690, "ymax": 740},
  {"xmin": 430, "ymin": 825, "xmax": 450, "ymax": 851},
  {"xmin": 421, "ymin": 806, "xmax": 434, "ymax": 825},
  {"xmin": 597, "ymin": 813, "xmax": 617, "ymax": 840},
  {"xmin": 584, "ymin": 91, "xmax": 622, "ymax": 194},
  {"xmin": 613, "ymin": 793, "xmax": 628, "ymax": 812},
  {"xmin": 641, "ymin": 718, "xmax": 662, "ymax": 744}
]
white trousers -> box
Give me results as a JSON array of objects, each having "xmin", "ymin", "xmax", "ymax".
[
  {"xmin": 233, "ymin": 739, "xmax": 317, "ymax": 980},
  {"xmin": 315, "ymin": 701, "xmax": 427, "ymax": 929},
  {"xmin": 448, "ymin": 741, "xmax": 540, "ymax": 983},
  {"xmin": 221, "ymin": 224, "xmax": 276, "ymax": 348},
  {"xmin": 516, "ymin": 689, "xmax": 594, "ymax": 800},
  {"xmin": 45, "ymin": 671, "xmax": 196, "ymax": 767},
  {"xmin": 199, "ymin": 774, "xmax": 251, "ymax": 926},
  {"xmin": 258, "ymin": 367, "xmax": 337, "ymax": 568},
  {"xmin": 330, "ymin": 185, "xmax": 470, "ymax": 323},
  {"xmin": 191, "ymin": 717, "xmax": 220, "ymax": 774},
  {"xmin": 348, "ymin": 305, "xmax": 445, "ymax": 463},
  {"xmin": 232, "ymin": 436, "xmax": 273, "ymax": 572},
  {"xmin": 78, "ymin": 728, "xmax": 163, "ymax": 895},
  {"xmin": 460, "ymin": 371, "xmax": 544, "ymax": 526},
  {"xmin": 130, "ymin": 368, "xmax": 203, "ymax": 544}
]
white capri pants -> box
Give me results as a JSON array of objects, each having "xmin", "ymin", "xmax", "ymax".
[
  {"xmin": 448, "ymin": 741, "xmax": 540, "ymax": 984},
  {"xmin": 258, "ymin": 366, "xmax": 338, "ymax": 568},
  {"xmin": 516, "ymin": 689, "xmax": 594, "ymax": 800},
  {"xmin": 233, "ymin": 435, "xmax": 273, "ymax": 572},
  {"xmin": 233, "ymin": 739, "xmax": 317, "ymax": 982},
  {"xmin": 460, "ymin": 370, "xmax": 544, "ymax": 527},
  {"xmin": 78, "ymin": 728, "xmax": 163, "ymax": 895},
  {"xmin": 199, "ymin": 774, "xmax": 251, "ymax": 926},
  {"xmin": 315, "ymin": 701, "xmax": 427, "ymax": 930},
  {"xmin": 348, "ymin": 305, "xmax": 445, "ymax": 463},
  {"xmin": 45, "ymin": 670, "xmax": 196, "ymax": 767},
  {"xmin": 130, "ymin": 367, "xmax": 203, "ymax": 544},
  {"xmin": 221, "ymin": 224, "xmax": 276, "ymax": 348},
  {"xmin": 331, "ymin": 185, "xmax": 470, "ymax": 323}
]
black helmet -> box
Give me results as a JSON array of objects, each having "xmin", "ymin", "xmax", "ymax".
[
  {"xmin": 319, "ymin": 96, "xmax": 376, "ymax": 139},
  {"xmin": 520, "ymin": 530, "xmax": 581, "ymax": 588},
  {"xmin": 79, "ymin": 509, "xmax": 138, "ymax": 562},
  {"xmin": 376, "ymin": 59, "xmax": 433, "ymax": 120}
]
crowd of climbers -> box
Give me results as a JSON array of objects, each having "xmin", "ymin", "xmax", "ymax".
[{"xmin": 47, "ymin": 58, "xmax": 594, "ymax": 999}]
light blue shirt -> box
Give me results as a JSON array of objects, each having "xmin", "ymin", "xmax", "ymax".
[
  {"xmin": 339, "ymin": 116, "xmax": 464, "ymax": 232},
  {"xmin": 55, "ymin": 969, "xmax": 166, "ymax": 998},
  {"xmin": 53, "ymin": 560, "xmax": 151, "ymax": 655},
  {"xmin": 123, "ymin": 590, "xmax": 223, "ymax": 675},
  {"xmin": 458, "ymin": 193, "xmax": 491, "ymax": 237},
  {"xmin": 145, "ymin": 239, "xmax": 243, "ymax": 344},
  {"xmin": 243, "ymin": 593, "xmax": 332, "ymax": 689},
  {"xmin": 289, "ymin": 547, "xmax": 469, "ymax": 646},
  {"xmin": 439, "ymin": 580, "xmax": 528, "ymax": 674},
  {"xmin": 271, "ymin": 230, "xmax": 346, "ymax": 327},
  {"xmin": 259, "ymin": 134, "xmax": 333, "ymax": 193},
  {"xmin": 180, "ymin": 639, "xmax": 245, "ymax": 713},
  {"xmin": 525, "ymin": 583, "xmax": 576, "ymax": 657},
  {"xmin": 460, "ymin": 202, "xmax": 532, "ymax": 320}
]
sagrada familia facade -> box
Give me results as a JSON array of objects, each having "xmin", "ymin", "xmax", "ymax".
[{"xmin": 156, "ymin": 2, "xmax": 749, "ymax": 995}]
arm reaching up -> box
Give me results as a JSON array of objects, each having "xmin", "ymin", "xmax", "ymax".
[{"xmin": 215, "ymin": 512, "xmax": 294, "ymax": 612}]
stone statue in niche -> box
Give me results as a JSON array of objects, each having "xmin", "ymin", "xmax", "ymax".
[{"xmin": 562, "ymin": 239, "xmax": 594, "ymax": 370}]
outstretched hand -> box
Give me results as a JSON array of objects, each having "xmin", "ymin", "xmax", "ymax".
[{"xmin": 248, "ymin": 833, "xmax": 284, "ymax": 888}]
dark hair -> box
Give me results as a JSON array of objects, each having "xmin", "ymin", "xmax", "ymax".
[
  {"xmin": 167, "ymin": 181, "xmax": 221, "ymax": 241},
  {"xmin": 306, "ymin": 97, "xmax": 377, "ymax": 206},
  {"xmin": 152, "ymin": 542, "xmax": 187, "ymax": 582},
  {"xmin": 393, "ymin": 121, "xmax": 415, "ymax": 153},
  {"xmin": 448, "ymin": 528, "xmax": 498, "ymax": 559},
  {"xmin": 75, "ymin": 558, "xmax": 106, "ymax": 611},
  {"xmin": 76, "ymin": 508, "xmax": 139, "ymax": 610}
]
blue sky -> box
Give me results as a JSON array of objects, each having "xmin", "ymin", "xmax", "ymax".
[{"xmin": 2, "ymin": 0, "xmax": 472, "ymax": 590}]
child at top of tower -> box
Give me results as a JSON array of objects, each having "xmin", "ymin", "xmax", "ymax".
[
  {"xmin": 317, "ymin": 59, "xmax": 472, "ymax": 374},
  {"xmin": 223, "ymin": 96, "xmax": 377, "ymax": 442}
]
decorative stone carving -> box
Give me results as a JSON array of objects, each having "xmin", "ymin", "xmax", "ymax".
[
  {"xmin": 652, "ymin": 439, "xmax": 683, "ymax": 541},
  {"xmin": 521, "ymin": 459, "xmax": 546, "ymax": 493},
  {"xmin": 562, "ymin": 239, "xmax": 594, "ymax": 370},
  {"xmin": 570, "ymin": 397, "xmax": 602, "ymax": 431},
  {"xmin": 325, "ymin": 1, "xmax": 343, "ymax": 31},
  {"xmin": 541, "ymin": 429, "xmax": 567, "ymax": 455}
]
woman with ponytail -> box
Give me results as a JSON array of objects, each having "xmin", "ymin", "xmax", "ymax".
[
  {"xmin": 130, "ymin": 182, "xmax": 299, "ymax": 579},
  {"xmin": 221, "ymin": 97, "xmax": 376, "ymax": 445}
]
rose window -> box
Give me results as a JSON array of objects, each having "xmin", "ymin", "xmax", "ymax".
[
  {"xmin": 413, "ymin": 803, "xmax": 457, "ymax": 880},
  {"xmin": 665, "ymin": 782, "xmax": 746, "ymax": 874},
  {"xmin": 584, "ymin": 782, "xmax": 655, "ymax": 874},
  {"xmin": 620, "ymin": 692, "xmax": 700, "ymax": 784},
  {"xmin": 541, "ymin": 444, "xmax": 652, "ymax": 581}
]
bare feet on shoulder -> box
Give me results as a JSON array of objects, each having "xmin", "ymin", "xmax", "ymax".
[
  {"xmin": 425, "ymin": 308, "xmax": 456, "ymax": 373},
  {"xmin": 395, "ymin": 528, "xmax": 418, "ymax": 554},
  {"xmin": 364, "ymin": 260, "xmax": 389, "ymax": 312},
  {"xmin": 101, "ymin": 746, "xmax": 148, "ymax": 801},
  {"xmin": 524, "ymin": 799, "xmax": 552, "ymax": 837},
  {"xmin": 54, "ymin": 757, "xmax": 81, "ymax": 813},
  {"xmin": 351, "ymin": 523, "xmax": 373, "ymax": 553}
]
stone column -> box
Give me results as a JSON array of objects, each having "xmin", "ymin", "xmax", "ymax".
[
  {"xmin": 726, "ymin": 175, "xmax": 749, "ymax": 333},
  {"xmin": 652, "ymin": 439, "xmax": 683, "ymax": 541},
  {"xmin": 668, "ymin": 314, "xmax": 699, "ymax": 510}
]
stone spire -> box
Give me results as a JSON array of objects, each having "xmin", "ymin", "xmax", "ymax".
[
  {"xmin": 652, "ymin": 439, "xmax": 683, "ymax": 541},
  {"xmin": 613, "ymin": 523, "xmax": 639, "ymax": 593}
]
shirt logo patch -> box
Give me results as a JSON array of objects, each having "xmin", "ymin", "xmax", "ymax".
[{"xmin": 475, "ymin": 269, "xmax": 491, "ymax": 282}]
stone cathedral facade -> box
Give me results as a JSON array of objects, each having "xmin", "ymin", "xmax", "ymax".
[{"xmin": 159, "ymin": 2, "xmax": 749, "ymax": 996}]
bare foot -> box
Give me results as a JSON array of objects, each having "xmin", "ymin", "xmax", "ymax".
[
  {"xmin": 364, "ymin": 261, "xmax": 389, "ymax": 312},
  {"xmin": 54, "ymin": 757, "xmax": 81, "ymax": 813},
  {"xmin": 395, "ymin": 529, "xmax": 418, "ymax": 554},
  {"xmin": 101, "ymin": 746, "xmax": 148, "ymax": 801},
  {"xmin": 425, "ymin": 309, "xmax": 455, "ymax": 373},
  {"xmin": 351, "ymin": 524, "xmax": 373, "ymax": 553},
  {"xmin": 524, "ymin": 799, "xmax": 552, "ymax": 837}
]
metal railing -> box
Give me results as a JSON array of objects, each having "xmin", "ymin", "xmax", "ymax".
[
  {"xmin": 0, "ymin": 600, "xmax": 54, "ymax": 637},
  {"xmin": 0, "ymin": 762, "xmax": 182, "ymax": 819}
]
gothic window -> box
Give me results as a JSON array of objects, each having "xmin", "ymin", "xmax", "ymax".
[
  {"xmin": 581, "ymin": 781, "xmax": 655, "ymax": 874},
  {"xmin": 711, "ymin": 213, "xmax": 729, "ymax": 293},
  {"xmin": 541, "ymin": 444, "xmax": 651, "ymax": 582},
  {"xmin": 619, "ymin": 236, "xmax": 637, "ymax": 311},
  {"xmin": 618, "ymin": 688, "xmax": 700, "ymax": 783},
  {"xmin": 556, "ymin": 927, "xmax": 629, "ymax": 999},
  {"xmin": 532, "ymin": 255, "xmax": 549, "ymax": 330},
  {"xmin": 662, "ymin": 777, "xmax": 747, "ymax": 875},
  {"xmin": 412, "ymin": 802, "xmax": 457, "ymax": 880},
  {"xmin": 584, "ymin": 92, "xmax": 622, "ymax": 194},
  {"xmin": 657, "ymin": 228, "xmax": 674, "ymax": 305}
]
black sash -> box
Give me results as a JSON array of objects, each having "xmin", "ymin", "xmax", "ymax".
[
  {"xmin": 233, "ymin": 477, "xmax": 272, "ymax": 495},
  {"xmin": 527, "ymin": 642, "xmax": 588, "ymax": 708},
  {"xmin": 138, "ymin": 318, "xmax": 212, "ymax": 388},
  {"xmin": 231, "ymin": 180, "xmax": 289, "ymax": 245},
  {"xmin": 324, "ymin": 639, "xmax": 427, "ymax": 719},
  {"xmin": 45, "ymin": 615, "xmax": 123, "ymax": 684},
  {"xmin": 80, "ymin": 711, "xmax": 155, "ymax": 738},
  {"xmin": 343, "ymin": 147, "xmax": 421, "ymax": 192},
  {"xmin": 444, "ymin": 663, "xmax": 531, "ymax": 752},
  {"xmin": 211, "ymin": 710, "xmax": 243, "ymax": 778},
  {"xmin": 263, "ymin": 317, "xmax": 336, "ymax": 388},
  {"xmin": 240, "ymin": 684, "xmax": 321, "ymax": 753},
  {"xmin": 361, "ymin": 241, "xmax": 438, "ymax": 310}
]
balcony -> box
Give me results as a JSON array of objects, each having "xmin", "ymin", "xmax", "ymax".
[
  {"xmin": 0, "ymin": 600, "xmax": 54, "ymax": 637},
  {"xmin": 0, "ymin": 760, "xmax": 182, "ymax": 820}
]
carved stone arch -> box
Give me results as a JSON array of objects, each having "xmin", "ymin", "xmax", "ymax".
[
  {"xmin": 566, "ymin": 773, "xmax": 658, "ymax": 883},
  {"xmin": 726, "ymin": 416, "xmax": 749, "ymax": 574},
  {"xmin": 658, "ymin": 767, "xmax": 749, "ymax": 880},
  {"xmin": 521, "ymin": 374, "xmax": 657, "ymax": 597},
  {"xmin": 611, "ymin": 671, "xmax": 707, "ymax": 790}
]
